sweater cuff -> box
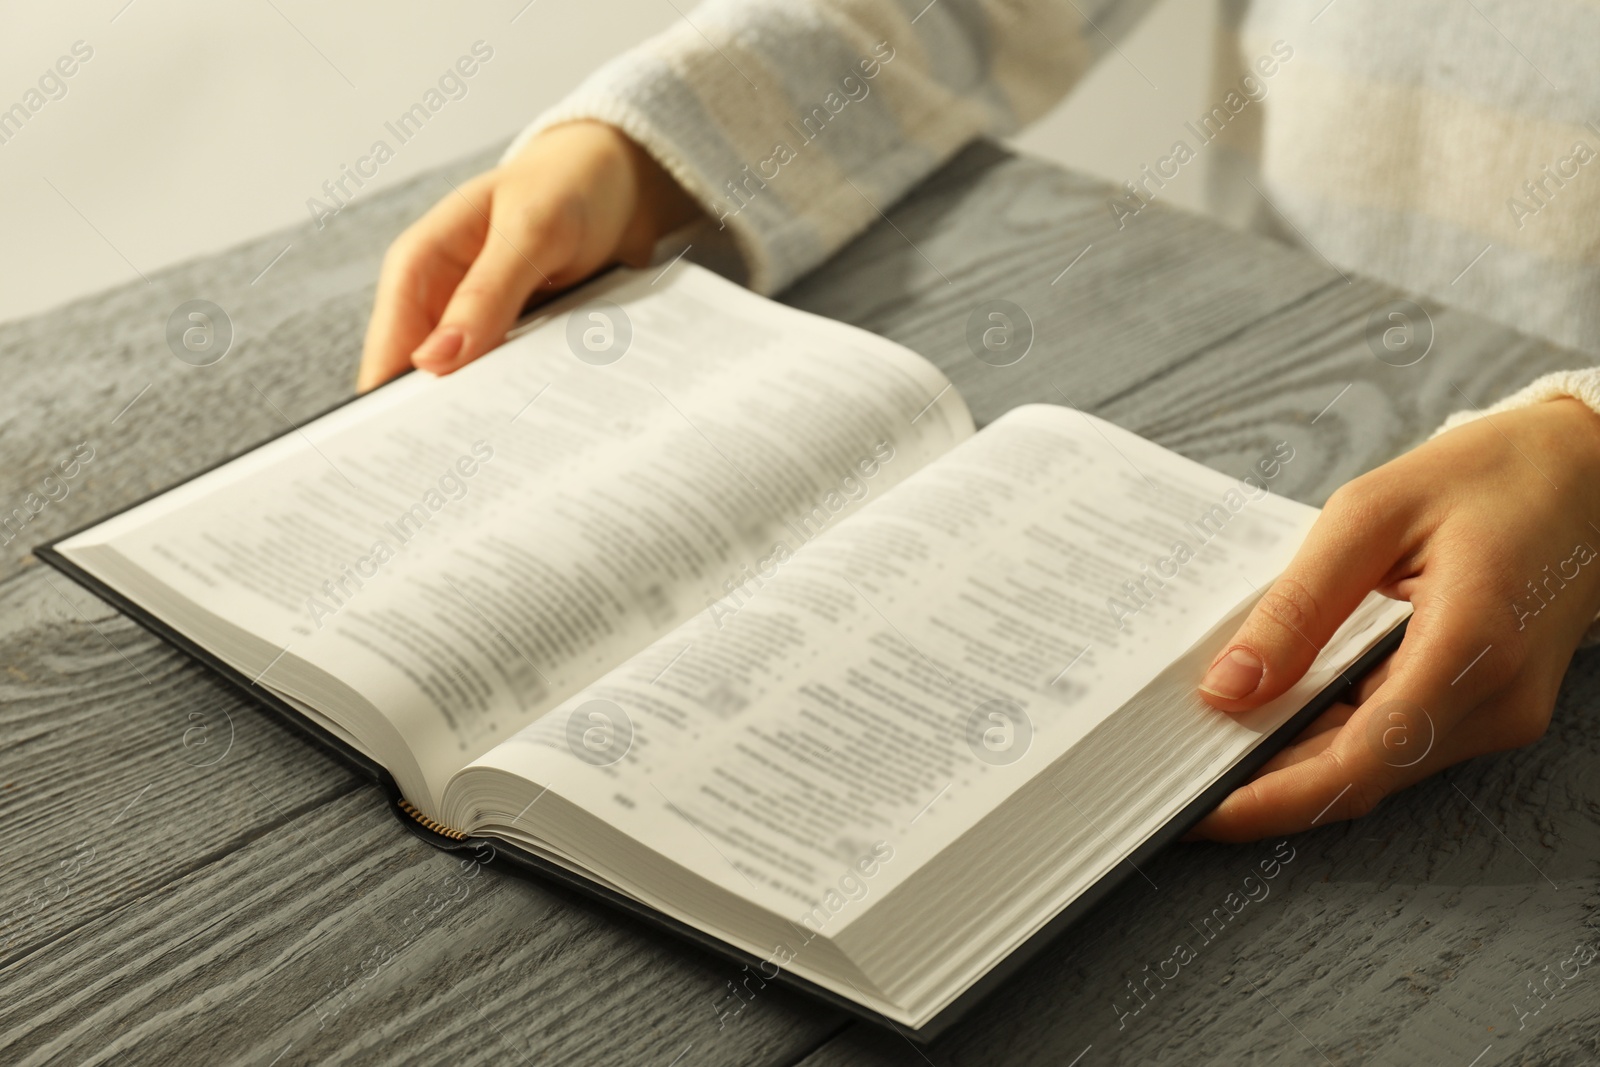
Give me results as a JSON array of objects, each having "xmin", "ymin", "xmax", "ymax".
[
  {"xmin": 495, "ymin": 8, "xmax": 916, "ymax": 297},
  {"xmin": 1430, "ymin": 366, "xmax": 1600, "ymax": 438},
  {"xmin": 1431, "ymin": 366, "xmax": 1600, "ymax": 646},
  {"xmin": 498, "ymin": 1, "xmax": 1095, "ymax": 297}
]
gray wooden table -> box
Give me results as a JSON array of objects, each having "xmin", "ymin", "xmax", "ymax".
[{"xmin": 2, "ymin": 140, "xmax": 1596, "ymax": 1066}]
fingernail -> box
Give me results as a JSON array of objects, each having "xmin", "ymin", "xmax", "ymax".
[
  {"xmin": 1199, "ymin": 647, "xmax": 1264, "ymax": 700},
  {"xmin": 413, "ymin": 327, "xmax": 464, "ymax": 371}
]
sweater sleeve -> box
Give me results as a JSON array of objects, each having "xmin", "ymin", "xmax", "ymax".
[
  {"xmin": 1430, "ymin": 366, "xmax": 1600, "ymax": 440},
  {"xmin": 502, "ymin": 0, "xmax": 1158, "ymax": 294}
]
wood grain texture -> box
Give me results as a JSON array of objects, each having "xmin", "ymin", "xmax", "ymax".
[
  {"xmin": 0, "ymin": 788, "xmax": 845, "ymax": 1067},
  {"xmin": 0, "ymin": 565, "xmax": 361, "ymax": 969},
  {"xmin": 781, "ymin": 141, "xmax": 1342, "ymax": 428},
  {"xmin": 1096, "ymin": 277, "xmax": 1600, "ymax": 507}
]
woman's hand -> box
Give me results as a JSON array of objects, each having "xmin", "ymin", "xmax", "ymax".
[
  {"xmin": 1191, "ymin": 397, "xmax": 1600, "ymax": 841},
  {"xmin": 357, "ymin": 120, "xmax": 701, "ymax": 391}
]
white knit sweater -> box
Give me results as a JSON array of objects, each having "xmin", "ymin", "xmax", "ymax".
[{"xmin": 509, "ymin": 0, "xmax": 1600, "ymax": 637}]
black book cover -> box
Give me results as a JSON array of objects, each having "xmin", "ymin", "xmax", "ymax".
[{"xmin": 36, "ymin": 375, "xmax": 1407, "ymax": 1042}]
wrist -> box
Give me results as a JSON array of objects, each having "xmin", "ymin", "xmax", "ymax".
[
  {"xmin": 606, "ymin": 123, "xmax": 703, "ymax": 254},
  {"xmin": 1542, "ymin": 397, "xmax": 1600, "ymax": 478},
  {"xmin": 506, "ymin": 119, "xmax": 703, "ymax": 263}
]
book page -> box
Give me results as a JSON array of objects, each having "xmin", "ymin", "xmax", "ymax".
[
  {"xmin": 460, "ymin": 404, "xmax": 1320, "ymax": 920},
  {"xmin": 59, "ymin": 265, "xmax": 972, "ymax": 805}
]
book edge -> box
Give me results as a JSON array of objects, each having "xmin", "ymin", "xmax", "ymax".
[
  {"xmin": 908, "ymin": 612, "xmax": 1410, "ymax": 1040},
  {"xmin": 36, "ymin": 532, "xmax": 1408, "ymax": 1043}
]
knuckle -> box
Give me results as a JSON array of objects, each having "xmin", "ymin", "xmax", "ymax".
[
  {"xmin": 382, "ymin": 229, "xmax": 426, "ymax": 272},
  {"xmin": 446, "ymin": 280, "xmax": 507, "ymax": 315},
  {"xmin": 1499, "ymin": 720, "xmax": 1548, "ymax": 751},
  {"xmin": 1433, "ymin": 619, "xmax": 1526, "ymax": 690},
  {"xmin": 504, "ymin": 193, "xmax": 583, "ymax": 246},
  {"xmin": 1474, "ymin": 638, "xmax": 1526, "ymax": 687},
  {"xmin": 1322, "ymin": 478, "xmax": 1362, "ymax": 514},
  {"xmin": 1324, "ymin": 474, "xmax": 1376, "ymax": 515},
  {"xmin": 1255, "ymin": 577, "xmax": 1321, "ymax": 643},
  {"xmin": 1320, "ymin": 747, "xmax": 1389, "ymax": 821},
  {"xmin": 498, "ymin": 199, "xmax": 544, "ymax": 239},
  {"xmin": 1323, "ymin": 473, "xmax": 1395, "ymax": 533},
  {"xmin": 1495, "ymin": 704, "xmax": 1552, "ymax": 750},
  {"xmin": 1344, "ymin": 779, "xmax": 1389, "ymax": 820}
]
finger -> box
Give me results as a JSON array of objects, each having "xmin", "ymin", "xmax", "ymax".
[
  {"xmin": 1199, "ymin": 486, "xmax": 1410, "ymax": 710},
  {"xmin": 1192, "ymin": 582, "xmax": 1506, "ymax": 840},
  {"xmin": 412, "ymin": 187, "xmax": 583, "ymax": 376},
  {"xmin": 1353, "ymin": 654, "xmax": 1393, "ymax": 704},
  {"xmin": 1191, "ymin": 680, "xmax": 1520, "ymax": 843},
  {"xmin": 1179, "ymin": 704, "xmax": 1349, "ymax": 843},
  {"xmin": 359, "ymin": 175, "xmax": 495, "ymax": 391},
  {"xmin": 1257, "ymin": 701, "xmax": 1358, "ymax": 775}
]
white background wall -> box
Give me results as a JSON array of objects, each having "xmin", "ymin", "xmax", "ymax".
[{"xmin": 0, "ymin": 0, "xmax": 1214, "ymax": 326}]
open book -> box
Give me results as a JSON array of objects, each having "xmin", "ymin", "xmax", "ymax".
[{"xmin": 45, "ymin": 264, "xmax": 1408, "ymax": 1035}]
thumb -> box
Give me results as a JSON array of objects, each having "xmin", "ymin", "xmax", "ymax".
[
  {"xmin": 413, "ymin": 190, "xmax": 582, "ymax": 375},
  {"xmin": 1198, "ymin": 488, "xmax": 1403, "ymax": 710}
]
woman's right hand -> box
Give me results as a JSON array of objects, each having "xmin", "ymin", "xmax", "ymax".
[{"xmin": 358, "ymin": 120, "xmax": 702, "ymax": 391}]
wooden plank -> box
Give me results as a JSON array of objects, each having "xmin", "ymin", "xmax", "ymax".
[
  {"xmin": 1096, "ymin": 277, "xmax": 1600, "ymax": 505},
  {"xmin": 0, "ymin": 565, "xmax": 362, "ymax": 968},
  {"xmin": 787, "ymin": 279, "xmax": 1600, "ymax": 1064},
  {"xmin": 783, "ymin": 141, "xmax": 1342, "ymax": 428},
  {"xmin": 0, "ymin": 788, "xmax": 848, "ymax": 1067}
]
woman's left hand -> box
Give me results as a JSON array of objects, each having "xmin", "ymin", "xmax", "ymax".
[{"xmin": 1189, "ymin": 397, "xmax": 1600, "ymax": 841}]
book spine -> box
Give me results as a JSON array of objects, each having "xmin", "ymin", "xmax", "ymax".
[{"xmin": 397, "ymin": 798, "xmax": 468, "ymax": 841}]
